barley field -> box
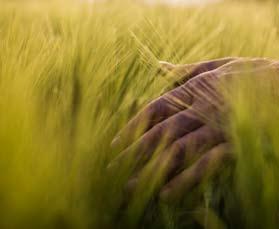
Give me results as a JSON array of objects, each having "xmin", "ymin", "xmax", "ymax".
[{"xmin": 1, "ymin": 0, "xmax": 279, "ymax": 228}]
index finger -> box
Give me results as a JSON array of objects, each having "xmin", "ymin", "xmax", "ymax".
[
  {"xmin": 111, "ymin": 84, "xmax": 194, "ymax": 150},
  {"xmin": 160, "ymin": 57, "xmax": 238, "ymax": 92}
]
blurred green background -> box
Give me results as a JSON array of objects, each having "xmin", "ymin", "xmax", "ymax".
[{"xmin": 1, "ymin": 0, "xmax": 279, "ymax": 228}]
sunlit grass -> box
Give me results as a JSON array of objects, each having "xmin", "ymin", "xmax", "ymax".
[{"xmin": 1, "ymin": 0, "xmax": 279, "ymax": 228}]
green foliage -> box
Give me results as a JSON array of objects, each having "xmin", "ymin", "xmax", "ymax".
[{"xmin": 1, "ymin": 0, "xmax": 279, "ymax": 228}]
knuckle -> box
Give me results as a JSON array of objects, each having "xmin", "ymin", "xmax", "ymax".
[
  {"xmin": 152, "ymin": 122, "xmax": 166, "ymax": 136},
  {"xmin": 148, "ymin": 97, "xmax": 165, "ymax": 118},
  {"xmin": 171, "ymin": 140, "xmax": 186, "ymax": 154}
]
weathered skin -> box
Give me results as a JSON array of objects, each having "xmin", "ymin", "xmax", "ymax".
[{"xmin": 111, "ymin": 57, "xmax": 279, "ymax": 203}]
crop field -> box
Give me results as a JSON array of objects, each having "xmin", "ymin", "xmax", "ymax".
[{"xmin": 1, "ymin": 0, "xmax": 279, "ymax": 228}]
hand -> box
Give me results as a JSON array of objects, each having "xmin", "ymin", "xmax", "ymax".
[{"xmin": 110, "ymin": 57, "xmax": 277, "ymax": 204}]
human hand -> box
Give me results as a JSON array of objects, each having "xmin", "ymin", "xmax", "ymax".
[{"xmin": 110, "ymin": 57, "xmax": 277, "ymax": 204}]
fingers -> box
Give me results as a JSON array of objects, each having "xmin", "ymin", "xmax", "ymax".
[
  {"xmin": 160, "ymin": 57, "xmax": 237, "ymax": 93},
  {"xmin": 175, "ymin": 57, "xmax": 238, "ymax": 83},
  {"xmin": 110, "ymin": 99, "xmax": 221, "ymax": 172},
  {"xmin": 112, "ymin": 57, "xmax": 247, "ymax": 150},
  {"xmin": 110, "ymin": 103, "xmax": 207, "ymax": 170},
  {"xmin": 160, "ymin": 143, "xmax": 233, "ymax": 204},
  {"xmin": 162, "ymin": 125, "xmax": 225, "ymax": 179},
  {"xmin": 111, "ymin": 83, "xmax": 194, "ymax": 149},
  {"xmin": 125, "ymin": 125, "xmax": 225, "ymax": 194}
]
